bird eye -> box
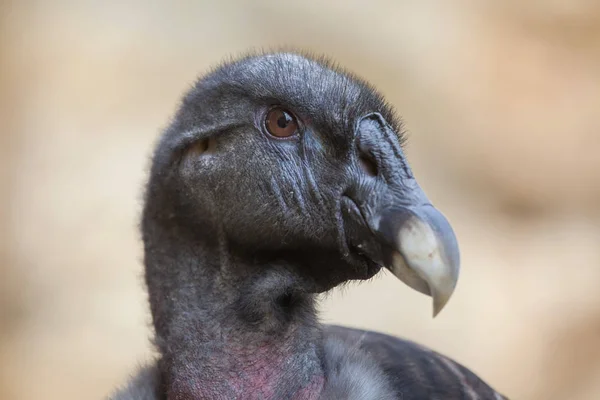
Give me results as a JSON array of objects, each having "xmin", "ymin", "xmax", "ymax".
[{"xmin": 264, "ymin": 107, "xmax": 299, "ymax": 138}]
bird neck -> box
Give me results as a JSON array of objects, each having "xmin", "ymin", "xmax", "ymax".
[{"xmin": 144, "ymin": 227, "xmax": 325, "ymax": 400}]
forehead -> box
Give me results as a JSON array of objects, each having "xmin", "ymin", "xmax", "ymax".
[{"xmin": 222, "ymin": 53, "xmax": 365, "ymax": 114}]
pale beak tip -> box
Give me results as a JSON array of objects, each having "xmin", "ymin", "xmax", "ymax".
[{"xmin": 432, "ymin": 289, "xmax": 454, "ymax": 317}]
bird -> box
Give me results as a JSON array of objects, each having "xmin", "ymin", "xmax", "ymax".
[{"xmin": 110, "ymin": 51, "xmax": 508, "ymax": 400}]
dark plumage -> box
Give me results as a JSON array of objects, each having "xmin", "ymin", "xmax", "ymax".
[{"xmin": 110, "ymin": 51, "xmax": 508, "ymax": 399}]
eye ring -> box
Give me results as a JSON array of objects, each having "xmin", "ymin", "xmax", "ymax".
[{"xmin": 264, "ymin": 106, "xmax": 299, "ymax": 139}]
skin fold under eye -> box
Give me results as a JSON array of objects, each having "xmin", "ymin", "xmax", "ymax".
[{"xmin": 264, "ymin": 107, "xmax": 299, "ymax": 138}]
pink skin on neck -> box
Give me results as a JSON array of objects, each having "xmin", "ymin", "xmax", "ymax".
[{"xmin": 167, "ymin": 341, "xmax": 324, "ymax": 400}]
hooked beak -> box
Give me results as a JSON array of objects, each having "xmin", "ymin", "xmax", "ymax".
[
  {"xmin": 377, "ymin": 205, "xmax": 460, "ymax": 317},
  {"xmin": 343, "ymin": 113, "xmax": 460, "ymax": 317}
]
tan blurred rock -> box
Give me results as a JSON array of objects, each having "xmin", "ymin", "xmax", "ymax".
[{"xmin": 431, "ymin": 5, "xmax": 600, "ymax": 215}]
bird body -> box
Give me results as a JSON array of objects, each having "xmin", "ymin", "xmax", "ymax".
[{"xmin": 110, "ymin": 51, "xmax": 508, "ymax": 400}]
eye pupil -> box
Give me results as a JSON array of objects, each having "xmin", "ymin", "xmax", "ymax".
[
  {"xmin": 265, "ymin": 107, "xmax": 298, "ymax": 138},
  {"xmin": 277, "ymin": 113, "xmax": 291, "ymax": 128}
]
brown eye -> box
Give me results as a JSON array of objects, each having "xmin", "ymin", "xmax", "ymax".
[{"xmin": 265, "ymin": 107, "xmax": 298, "ymax": 138}]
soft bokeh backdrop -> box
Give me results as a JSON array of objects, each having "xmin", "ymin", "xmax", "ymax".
[{"xmin": 1, "ymin": 1, "xmax": 599, "ymax": 399}]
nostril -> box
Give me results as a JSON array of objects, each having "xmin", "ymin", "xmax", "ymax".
[{"xmin": 359, "ymin": 153, "xmax": 378, "ymax": 177}]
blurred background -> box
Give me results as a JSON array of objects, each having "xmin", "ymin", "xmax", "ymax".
[{"xmin": 1, "ymin": 1, "xmax": 599, "ymax": 399}]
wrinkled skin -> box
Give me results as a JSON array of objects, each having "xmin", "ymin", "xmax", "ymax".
[
  {"xmin": 149, "ymin": 53, "xmax": 404, "ymax": 292},
  {"xmin": 110, "ymin": 52, "xmax": 508, "ymax": 400}
]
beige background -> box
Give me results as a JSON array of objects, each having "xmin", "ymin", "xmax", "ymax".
[{"xmin": 1, "ymin": 1, "xmax": 600, "ymax": 399}]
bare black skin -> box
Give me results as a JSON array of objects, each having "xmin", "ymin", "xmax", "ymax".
[{"xmin": 110, "ymin": 52, "xmax": 508, "ymax": 400}]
